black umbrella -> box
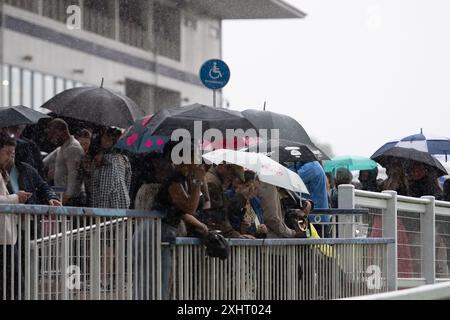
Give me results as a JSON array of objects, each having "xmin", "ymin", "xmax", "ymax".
[
  {"xmin": 41, "ymin": 85, "xmax": 145, "ymax": 129},
  {"xmin": 146, "ymin": 103, "xmax": 256, "ymax": 137},
  {"xmin": 246, "ymin": 139, "xmax": 319, "ymax": 164},
  {"xmin": 242, "ymin": 109, "xmax": 330, "ymax": 160},
  {"xmin": 0, "ymin": 105, "xmax": 51, "ymax": 128},
  {"xmin": 371, "ymin": 147, "xmax": 448, "ymax": 177}
]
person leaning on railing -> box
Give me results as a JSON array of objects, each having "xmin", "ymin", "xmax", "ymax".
[
  {"xmin": 257, "ymin": 181, "xmax": 314, "ymax": 239},
  {"xmin": 225, "ymin": 170, "xmax": 268, "ymax": 239},
  {"xmin": 138, "ymin": 143, "xmax": 209, "ymax": 300},
  {"xmin": 152, "ymin": 145, "xmax": 209, "ymax": 240},
  {"xmin": 0, "ymin": 132, "xmax": 32, "ymax": 300}
]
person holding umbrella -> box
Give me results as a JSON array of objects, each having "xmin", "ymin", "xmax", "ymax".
[
  {"xmin": 83, "ymin": 127, "xmax": 132, "ymax": 209},
  {"xmin": 405, "ymin": 161, "xmax": 443, "ymax": 199}
]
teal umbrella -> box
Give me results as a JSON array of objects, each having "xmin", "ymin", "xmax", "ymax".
[{"xmin": 323, "ymin": 156, "xmax": 378, "ymax": 173}]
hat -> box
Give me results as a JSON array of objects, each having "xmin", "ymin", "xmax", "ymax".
[{"xmin": 229, "ymin": 164, "xmax": 245, "ymax": 183}]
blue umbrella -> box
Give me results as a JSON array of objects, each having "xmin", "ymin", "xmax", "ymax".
[{"xmin": 372, "ymin": 130, "xmax": 450, "ymax": 160}]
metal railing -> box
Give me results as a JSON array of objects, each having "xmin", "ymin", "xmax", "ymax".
[
  {"xmin": 0, "ymin": 202, "xmax": 395, "ymax": 300},
  {"xmin": 0, "ymin": 204, "xmax": 163, "ymax": 300},
  {"xmin": 347, "ymin": 281, "xmax": 450, "ymax": 300},
  {"xmin": 308, "ymin": 208, "xmax": 370, "ymax": 238},
  {"xmin": 338, "ymin": 184, "xmax": 450, "ymax": 290},
  {"xmin": 170, "ymin": 237, "xmax": 392, "ymax": 300}
]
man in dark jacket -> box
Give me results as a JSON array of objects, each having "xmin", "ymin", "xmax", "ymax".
[
  {"xmin": 15, "ymin": 162, "xmax": 61, "ymax": 206},
  {"xmin": 3, "ymin": 150, "xmax": 61, "ymax": 207}
]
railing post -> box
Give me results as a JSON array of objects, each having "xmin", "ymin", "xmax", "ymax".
[
  {"xmin": 126, "ymin": 217, "xmax": 133, "ymax": 300},
  {"xmin": 60, "ymin": 216, "xmax": 69, "ymax": 300},
  {"xmin": 421, "ymin": 196, "xmax": 436, "ymax": 285},
  {"xmin": 155, "ymin": 218, "xmax": 162, "ymax": 300},
  {"xmin": 91, "ymin": 217, "xmax": 101, "ymax": 300},
  {"xmin": 24, "ymin": 215, "xmax": 31, "ymax": 300},
  {"xmin": 338, "ymin": 184, "xmax": 355, "ymax": 238},
  {"xmin": 381, "ymin": 191, "xmax": 398, "ymax": 291}
]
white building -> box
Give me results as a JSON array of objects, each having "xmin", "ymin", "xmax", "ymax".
[{"xmin": 0, "ymin": 0, "xmax": 305, "ymax": 114}]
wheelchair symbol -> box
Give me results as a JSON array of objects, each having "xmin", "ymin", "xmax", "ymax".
[{"xmin": 208, "ymin": 62, "xmax": 223, "ymax": 80}]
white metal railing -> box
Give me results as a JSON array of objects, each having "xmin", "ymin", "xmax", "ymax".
[
  {"xmin": 338, "ymin": 184, "xmax": 450, "ymax": 290},
  {"xmin": 170, "ymin": 238, "xmax": 392, "ymax": 300},
  {"xmin": 0, "ymin": 203, "xmax": 395, "ymax": 300},
  {"xmin": 0, "ymin": 204, "xmax": 163, "ymax": 300},
  {"xmin": 347, "ymin": 281, "xmax": 450, "ymax": 300}
]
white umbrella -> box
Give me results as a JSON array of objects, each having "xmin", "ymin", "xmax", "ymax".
[{"xmin": 202, "ymin": 149, "xmax": 309, "ymax": 194}]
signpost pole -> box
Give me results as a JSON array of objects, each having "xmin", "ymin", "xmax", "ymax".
[{"xmin": 213, "ymin": 90, "xmax": 217, "ymax": 108}]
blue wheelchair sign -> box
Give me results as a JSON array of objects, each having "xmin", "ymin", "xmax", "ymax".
[{"xmin": 199, "ymin": 59, "xmax": 230, "ymax": 90}]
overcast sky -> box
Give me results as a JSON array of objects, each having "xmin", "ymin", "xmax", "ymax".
[{"xmin": 222, "ymin": 0, "xmax": 450, "ymax": 157}]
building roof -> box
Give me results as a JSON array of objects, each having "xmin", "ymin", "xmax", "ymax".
[{"xmin": 179, "ymin": 0, "xmax": 306, "ymax": 19}]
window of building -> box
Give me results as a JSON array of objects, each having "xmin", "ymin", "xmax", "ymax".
[
  {"xmin": 65, "ymin": 80, "xmax": 74, "ymax": 89},
  {"xmin": 33, "ymin": 72, "xmax": 44, "ymax": 110},
  {"xmin": 153, "ymin": 2, "xmax": 181, "ymax": 61},
  {"xmin": 22, "ymin": 69, "xmax": 32, "ymax": 108},
  {"xmin": 56, "ymin": 77, "xmax": 65, "ymax": 94},
  {"xmin": 11, "ymin": 67, "xmax": 21, "ymax": 106},
  {"xmin": 44, "ymin": 75, "xmax": 55, "ymax": 103},
  {"xmin": 3, "ymin": 0, "xmax": 39, "ymax": 13},
  {"xmin": 125, "ymin": 78, "xmax": 180, "ymax": 114},
  {"xmin": 119, "ymin": 0, "xmax": 151, "ymax": 50},
  {"xmin": 154, "ymin": 86, "xmax": 181, "ymax": 113},
  {"xmin": 43, "ymin": 0, "xmax": 80, "ymax": 24},
  {"xmin": 2, "ymin": 65, "xmax": 11, "ymax": 107},
  {"xmin": 83, "ymin": 0, "xmax": 116, "ymax": 39}
]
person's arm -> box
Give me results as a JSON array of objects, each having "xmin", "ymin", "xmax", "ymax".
[
  {"xmin": 168, "ymin": 182, "xmax": 201, "ymax": 215},
  {"xmin": 0, "ymin": 191, "xmax": 31, "ymax": 204},
  {"xmin": 43, "ymin": 148, "xmax": 59, "ymax": 168},
  {"xmin": 32, "ymin": 166, "xmax": 61, "ymax": 205},
  {"xmin": 201, "ymin": 176, "xmax": 211, "ymax": 210},
  {"xmin": 206, "ymin": 180, "xmax": 224, "ymax": 210},
  {"xmin": 257, "ymin": 183, "xmax": 296, "ymax": 238},
  {"xmin": 0, "ymin": 194, "xmax": 19, "ymax": 204},
  {"xmin": 168, "ymin": 167, "xmax": 205, "ymax": 215},
  {"xmin": 182, "ymin": 214, "xmax": 208, "ymax": 236},
  {"xmin": 63, "ymin": 146, "xmax": 84, "ymax": 203}
]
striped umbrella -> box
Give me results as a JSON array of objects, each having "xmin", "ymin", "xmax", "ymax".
[
  {"xmin": 372, "ymin": 130, "xmax": 450, "ymax": 159},
  {"xmin": 371, "ymin": 130, "xmax": 449, "ymax": 177}
]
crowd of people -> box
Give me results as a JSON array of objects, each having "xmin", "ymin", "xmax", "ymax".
[
  {"xmin": 1, "ymin": 118, "xmax": 449, "ymax": 243},
  {"xmin": 1, "ymin": 117, "xmax": 450, "ymax": 298}
]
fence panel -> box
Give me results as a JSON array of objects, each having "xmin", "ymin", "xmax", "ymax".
[
  {"xmin": 170, "ymin": 238, "xmax": 392, "ymax": 300},
  {"xmin": 0, "ymin": 204, "xmax": 163, "ymax": 300}
]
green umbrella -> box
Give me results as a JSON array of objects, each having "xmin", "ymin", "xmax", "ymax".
[{"xmin": 323, "ymin": 156, "xmax": 378, "ymax": 173}]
